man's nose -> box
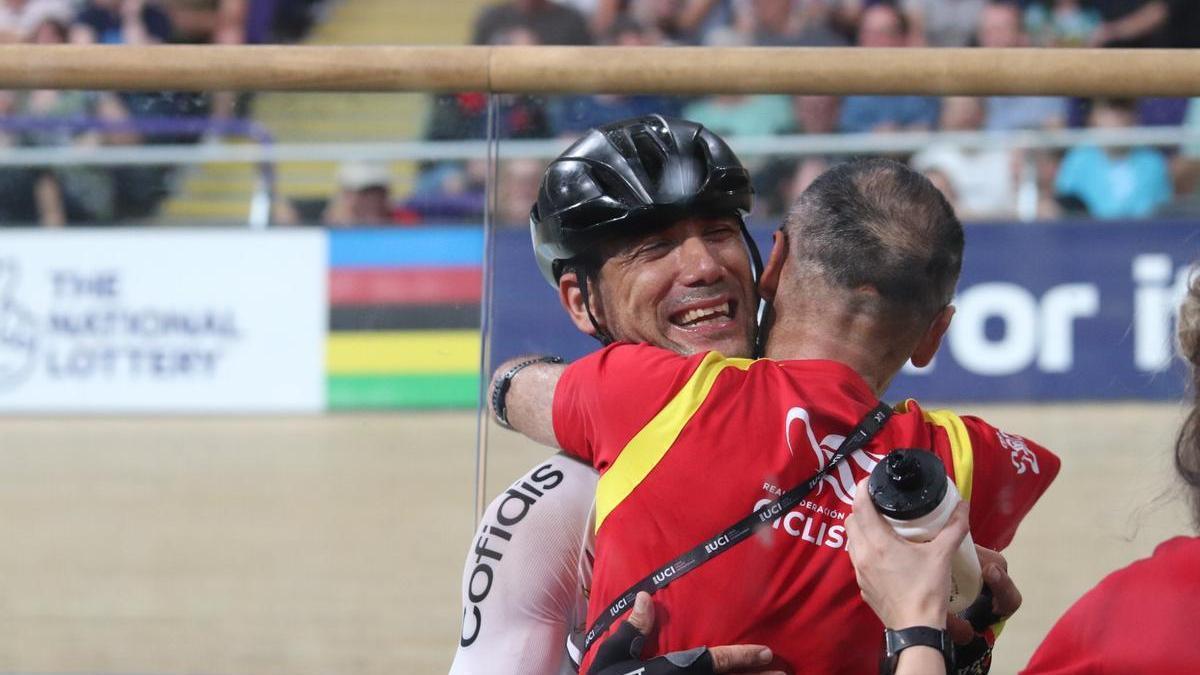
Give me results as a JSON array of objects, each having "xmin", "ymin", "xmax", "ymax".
[{"xmin": 677, "ymin": 237, "xmax": 724, "ymax": 286}]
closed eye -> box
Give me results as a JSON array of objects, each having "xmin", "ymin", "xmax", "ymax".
[{"xmin": 703, "ymin": 224, "xmax": 739, "ymax": 243}]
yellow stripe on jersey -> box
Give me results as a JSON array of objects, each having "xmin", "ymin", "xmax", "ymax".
[
  {"xmin": 594, "ymin": 352, "xmax": 754, "ymax": 532},
  {"xmin": 922, "ymin": 408, "xmax": 975, "ymax": 501},
  {"xmin": 904, "ymin": 403, "xmax": 1003, "ymax": 637}
]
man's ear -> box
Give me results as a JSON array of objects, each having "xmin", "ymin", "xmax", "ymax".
[
  {"xmin": 558, "ymin": 270, "xmax": 602, "ymax": 336},
  {"xmin": 759, "ymin": 229, "xmax": 789, "ymax": 301},
  {"xmin": 911, "ymin": 305, "xmax": 955, "ymax": 368}
]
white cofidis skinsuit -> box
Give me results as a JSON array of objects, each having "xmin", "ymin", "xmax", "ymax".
[{"xmin": 450, "ymin": 453, "xmax": 597, "ymax": 675}]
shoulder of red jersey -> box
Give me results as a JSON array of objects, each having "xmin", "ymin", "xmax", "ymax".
[
  {"xmin": 552, "ymin": 342, "xmax": 747, "ymax": 470},
  {"xmin": 895, "ymin": 399, "xmax": 1061, "ymax": 551}
]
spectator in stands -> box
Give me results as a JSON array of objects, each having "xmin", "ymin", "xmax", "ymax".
[
  {"xmin": 682, "ymin": 91, "xmax": 794, "ymax": 140},
  {"xmin": 421, "ymin": 24, "xmax": 552, "ymax": 214},
  {"xmin": 904, "ymin": 0, "xmax": 986, "ymax": 46},
  {"xmin": 1087, "ymin": 0, "xmax": 1168, "ymax": 48},
  {"xmin": 1056, "ymin": 98, "xmax": 1172, "ymax": 219},
  {"xmin": 472, "ymin": 0, "xmax": 591, "ymax": 46},
  {"xmin": 429, "ymin": 26, "xmax": 552, "ymax": 142},
  {"xmin": 912, "ymin": 97, "xmax": 1017, "ymax": 220},
  {"xmin": 157, "ymin": 0, "xmax": 245, "ymax": 45},
  {"xmin": 979, "ymin": 1, "xmax": 1066, "ymax": 131},
  {"xmin": 738, "ymin": 0, "xmax": 847, "ymax": 47},
  {"xmin": 756, "ymin": 95, "xmax": 841, "ymax": 216},
  {"xmin": 157, "ymin": 0, "xmax": 249, "ymax": 122},
  {"xmin": 0, "ymin": 6, "xmax": 140, "ymax": 226},
  {"xmin": 1023, "ymin": 0, "xmax": 1101, "ymax": 46},
  {"xmin": 1172, "ymin": 98, "xmax": 1200, "ymax": 203},
  {"xmin": 629, "ymin": 0, "xmax": 740, "ymax": 45},
  {"xmin": 549, "ymin": 16, "xmax": 682, "ymax": 135},
  {"xmin": 0, "ymin": 0, "xmax": 71, "ymax": 42},
  {"xmin": 71, "ymin": 0, "xmax": 173, "ymax": 44},
  {"xmin": 838, "ymin": 4, "xmax": 939, "ymax": 133},
  {"xmin": 681, "ymin": 28, "xmax": 794, "ymax": 144},
  {"xmin": 495, "ymin": 158, "xmax": 543, "ymax": 228},
  {"xmin": 323, "ymin": 161, "xmax": 397, "ymax": 227}
]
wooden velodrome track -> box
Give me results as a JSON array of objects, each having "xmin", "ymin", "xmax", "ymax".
[{"xmin": 0, "ymin": 403, "xmax": 1190, "ymax": 674}]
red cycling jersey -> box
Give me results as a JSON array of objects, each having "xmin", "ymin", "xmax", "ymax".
[
  {"xmin": 1022, "ymin": 536, "xmax": 1200, "ymax": 674},
  {"xmin": 553, "ymin": 343, "xmax": 1060, "ymax": 674}
]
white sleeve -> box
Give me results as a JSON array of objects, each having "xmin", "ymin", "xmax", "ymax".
[{"xmin": 449, "ymin": 453, "xmax": 598, "ymax": 675}]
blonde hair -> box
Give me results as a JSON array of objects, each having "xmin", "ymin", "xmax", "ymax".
[{"xmin": 1176, "ymin": 270, "xmax": 1200, "ymax": 529}]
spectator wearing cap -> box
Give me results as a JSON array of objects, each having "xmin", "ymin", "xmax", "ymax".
[
  {"xmin": 323, "ymin": 162, "xmax": 397, "ymax": 227},
  {"xmin": 838, "ymin": 4, "xmax": 939, "ymax": 133},
  {"xmin": 1055, "ymin": 99, "xmax": 1172, "ymax": 219}
]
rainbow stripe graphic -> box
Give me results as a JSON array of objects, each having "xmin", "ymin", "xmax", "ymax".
[{"xmin": 327, "ymin": 229, "xmax": 482, "ymax": 410}]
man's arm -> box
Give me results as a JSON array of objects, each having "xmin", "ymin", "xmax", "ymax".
[
  {"xmin": 490, "ymin": 355, "xmax": 567, "ymax": 448},
  {"xmin": 1090, "ymin": 0, "xmax": 1169, "ymax": 46},
  {"xmin": 450, "ymin": 454, "xmax": 597, "ymax": 675}
]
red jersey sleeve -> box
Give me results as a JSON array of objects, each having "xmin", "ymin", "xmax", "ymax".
[
  {"xmin": 552, "ymin": 342, "xmax": 708, "ymax": 472},
  {"xmin": 961, "ymin": 416, "xmax": 1061, "ymax": 551}
]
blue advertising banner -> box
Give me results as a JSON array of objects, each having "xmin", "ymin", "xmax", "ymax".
[{"xmin": 490, "ymin": 220, "xmax": 1200, "ymax": 402}]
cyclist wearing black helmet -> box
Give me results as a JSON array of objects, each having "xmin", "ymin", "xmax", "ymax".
[
  {"xmin": 451, "ymin": 116, "xmax": 772, "ymax": 675},
  {"xmin": 490, "ymin": 158, "xmax": 1052, "ymax": 675},
  {"xmin": 530, "ymin": 114, "xmax": 765, "ymax": 359}
]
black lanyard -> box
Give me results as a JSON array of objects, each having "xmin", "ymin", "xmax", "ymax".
[{"xmin": 581, "ymin": 401, "xmax": 894, "ymax": 655}]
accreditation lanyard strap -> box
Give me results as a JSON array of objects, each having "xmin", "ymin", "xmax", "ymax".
[{"xmin": 581, "ymin": 401, "xmax": 894, "ymax": 655}]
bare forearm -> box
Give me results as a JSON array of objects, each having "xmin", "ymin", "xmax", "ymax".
[
  {"xmin": 1103, "ymin": 1, "xmax": 1168, "ymax": 43},
  {"xmin": 490, "ymin": 356, "xmax": 565, "ymax": 448}
]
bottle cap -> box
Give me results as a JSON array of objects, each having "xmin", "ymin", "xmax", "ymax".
[{"xmin": 868, "ymin": 449, "xmax": 949, "ymax": 520}]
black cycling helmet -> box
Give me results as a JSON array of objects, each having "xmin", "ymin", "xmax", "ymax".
[{"xmin": 530, "ymin": 114, "xmax": 760, "ymax": 287}]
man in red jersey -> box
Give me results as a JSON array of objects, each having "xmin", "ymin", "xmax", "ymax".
[{"xmin": 494, "ymin": 158, "xmax": 1060, "ymax": 674}]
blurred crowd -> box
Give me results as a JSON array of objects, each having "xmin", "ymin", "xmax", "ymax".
[
  {"xmin": 2, "ymin": 0, "xmax": 1199, "ymax": 227},
  {"xmin": 411, "ymin": 0, "xmax": 1200, "ymax": 228},
  {"xmin": 0, "ymin": 0, "xmax": 325, "ymax": 226}
]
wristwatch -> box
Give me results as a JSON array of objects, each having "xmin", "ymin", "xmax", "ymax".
[{"xmin": 882, "ymin": 626, "xmax": 954, "ymax": 675}]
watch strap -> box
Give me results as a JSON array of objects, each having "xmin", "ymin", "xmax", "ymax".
[
  {"xmin": 883, "ymin": 626, "xmax": 954, "ymax": 675},
  {"xmin": 491, "ymin": 355, "xmax": 563, "ymax": 429}
]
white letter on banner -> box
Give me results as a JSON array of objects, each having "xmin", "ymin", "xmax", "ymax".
[
  {"xmin": 1038, "ymin": 284, "xmax": 1099, "ymax": 372},
  {"xmin": 949, "ymin": 283, "xmax": 1038, "ymax": 376},
  {"xmin": 1133, "ymin": 254, "xmax": 1191, "ymax": 372}
]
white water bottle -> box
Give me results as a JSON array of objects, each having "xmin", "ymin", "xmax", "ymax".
[{"xmin": 867, "ymin": 449, "xmax": 982, "ymax": 614}]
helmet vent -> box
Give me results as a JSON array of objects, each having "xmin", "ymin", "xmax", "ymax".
[{"xmin": 630, "ymin": 128, "xmax": 668, "ymax": 195}]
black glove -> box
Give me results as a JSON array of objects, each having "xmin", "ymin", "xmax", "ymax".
[
  {"xmin": 952, "ymin": 584, "xmax": 1002, "ymax": 675},
  {"xmin": 587, "ymin": 620, "xmax": 717, "ymax": 675}
]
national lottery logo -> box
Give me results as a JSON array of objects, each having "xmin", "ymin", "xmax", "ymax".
[
  {"xmin": 0, "ymin": 261, "xmax": 242, "ymax": 395},
  {"xmin": 0, "ymin": 260, "xmax": 39, "ymax": 391}
]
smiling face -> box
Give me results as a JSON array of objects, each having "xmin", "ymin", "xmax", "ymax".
[{"xmin": 561, "ymin": 216, "xmax": 758, "ymax": 358}]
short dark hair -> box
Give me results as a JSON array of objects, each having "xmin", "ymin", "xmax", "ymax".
[
  {"xmin": 783, "ymin": 158, "xmax": 963, "ymax": 320},
  {"xmin": 1176, "ymin": 272, "xmax": 1200, "ymax": 530}
]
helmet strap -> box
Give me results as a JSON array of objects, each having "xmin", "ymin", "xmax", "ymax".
[
  {"xmin": 575, "ymin": 266, "xmax": 615, "ymax": 346},
  {"xmin": 738, "ymin": 219, "xmax": 769, "ymax": 358}
]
